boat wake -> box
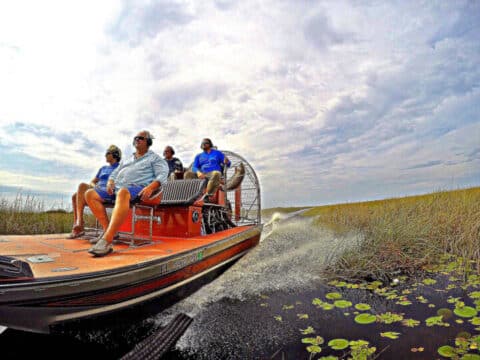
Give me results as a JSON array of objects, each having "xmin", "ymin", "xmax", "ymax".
[{"xmin": 154, "ymin": 213, "xmax": 360, "ymax": 358}]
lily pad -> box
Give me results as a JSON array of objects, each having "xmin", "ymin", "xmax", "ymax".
[
  {"xmin": 300, "ymin": 326, "xmax": 315, "ymax": 334},
  {"xmin": 377, "ymin": 312, "xmax": 404, "ymax": 324},
  {"xmin": 326, "ymin": 292, "xmax": 342, "ymax": 300},
  {"xmin": 318, "ymin": 356, "xmax": 338, "ymax": 360},
  {"xmin": 437, "ymin": 308, "xmax": 454, "ymax": 320},
  {"xmin": 355, "ymin": 303, "xmax": 371, "ymax": 311},
  {"xmin": 469, "ymin": 317, "xmax": 480, "ymax": 326},
  {"xmin": 469, "ymin": 291, "xmax": 480, "ymax": 300},
  {"xmin": 354, "ymin": 313, "xmax": 376, "ymax": 325},
  {"xmin": 461, "ymin": 354, "xmax": 480, "ymax": 360},
  {"xmin": 437, "ymin": 345, "xmax": 456, "ymax": 358},
  {"xmin": 401, "ymin": 318, "xmax": 420, "ymax": 327},
  {"xmin": 454, "ymin": 306, "xmax": 478, "ymax": 318},
  {"xmin": 302, "ymin": 336, "xmax": 324, "ymax": 345},
  {"xmin": 380, "ymin": 331, "xmax": 401, "ymax": 339},
  {"xmin": 426, "ymin": 315, "xmax": 449, "ymax": 327},
  {"xmin": 334, "ymin": 300, "xmax": 352, "ymax": 309},
  {"xmin": 423, "ymin": 278, "xmax": 437, "ymax": 285},
  {"xmin": 306, "ymin": 345, "xmax": 322, "ymax": 354},
  {"xmin": 297, "ymin": 313, "xmax": 309, "ymax": 320},
  {"xmin": 328, "ymin": 338, "xmax": 349, "ymax": 350}
]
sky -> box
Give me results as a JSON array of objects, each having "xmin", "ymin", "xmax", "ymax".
[{"xmin": 0, "ymin": 0, "xmax": 479, "ymax": 209}]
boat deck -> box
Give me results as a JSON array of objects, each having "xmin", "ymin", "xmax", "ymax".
[{"xmin": 0, "ymin": 226, "xmax": 254, "ymax": 280}]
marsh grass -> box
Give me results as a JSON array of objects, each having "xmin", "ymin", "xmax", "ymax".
[
  {"xmin": 0, "ymin": 194, "xmax": 95, "ymax": 235},
  {"xmin": 303, "ymin": 187, "xmax": 480, "ymax": 282}
]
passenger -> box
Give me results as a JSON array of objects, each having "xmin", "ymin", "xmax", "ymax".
[
  {"xmin": 184, "ymin": 138, "xmax": 230, "ymax": 201},
  {"xmin": 163, "ymin": 145, "xmax": 184, "ymax": 180},
  {"xmin": 68, "ymin": 145, "xmax": 121, "ymax": 239},
  {"xmin": 85, "ymin": 130, "xmax": 169, "ymax": 257}
]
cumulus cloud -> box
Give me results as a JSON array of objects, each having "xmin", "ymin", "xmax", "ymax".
[{"xmin": 0, "ymin": 0, "xmax": 478, "ymax": 208}]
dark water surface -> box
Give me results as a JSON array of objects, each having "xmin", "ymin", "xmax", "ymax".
[{"xmin": 1, "ymin": 215, "xmax": 478, "ymax": 359}]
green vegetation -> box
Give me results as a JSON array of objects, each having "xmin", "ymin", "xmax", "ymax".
[
  {"xmin": 0, "ymin": 194, "xmax": 95, "ymax": 235},
  {"xmin": 303, "ymin": 187, "xmax": 480, "ymax": 281}
]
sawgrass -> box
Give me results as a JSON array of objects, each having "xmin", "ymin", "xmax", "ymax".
[
  {"xmin": 0, "ymin": 194, "xmax": 95, "ymax": 235},
  {"xmin": 303, "ymin": 187, "xmax": 480, "ymax": 281}
]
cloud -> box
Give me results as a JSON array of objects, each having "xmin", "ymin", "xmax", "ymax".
[
  {"xmin": 0, "ymin": 0, "xmax": 479, "ymax": 209},
  {"xmin": 303, "ymin": 12, "xmax": 349, "ymax": 50},
  {"xmin": 108, "ymin": 0, "xmax": 195, "ymax": 45}
]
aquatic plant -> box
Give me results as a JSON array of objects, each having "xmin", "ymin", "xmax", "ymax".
[
  {"xmin": 422, "ymin": 278, "xmax": 437, "ymax": 285},
  {"xmin": 437, "ymin": 345, "xmax": 456, "ymax": 358},
  {"xmin": 328, "ymin": 338, "xmax": 349, "ymax": 350},
  {"xmin": 300, "ymin": 326, "xmax": 315, "ymax": 334},
  {"xmin": 437, "ymin": 308, "xmax": 454, "ymax": 320},
  {"xmin": 426, "ymin": 315, "xmax": 450, "ymax": 327},
  {"xmin": 297, "ymin": 313, "xmax": 309, "ymax": 320},
  {"xmin": 401, "ymin": 318, "xmax": 420, "ymax": 327},
  {"xmin": 334, "ymin": 300, "xmax": 352, "ymax": 309},
  {"xmin": 376, "ymin": 312, "xmax": 404, "ymax": 324},
  {"xmin": 380, "ymin": 331, "xmax": 401, "ymax": 339},
  {"xmin": 453, "ymin": 306, "xmax": 477, "ymax": 318},
  {"xmin": 282, "ymin": 304, "xmax": 294, "ymax": 310},
  {"xmin": 354, "ymin": 303, "xmax": 371, "ymax": 311},
  {"xmin": 348, "ymin": 340, "xmax": 376, "ymax": 360},
  {"xmin": 326, "ymin": 292, "xmax": 342, "ymax": 300},
  {"xmin": 354, "ymin": 313, "xmax": 376, "ymax": 325}
]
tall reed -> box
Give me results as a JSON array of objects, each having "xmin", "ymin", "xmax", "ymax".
[
  {"xmin": 0, "ymin": 194, "xmax": 95, "ymax": 235},
  {"xmin": 304, "ymin": 187, "xmax": 480, "ymax": 281}
]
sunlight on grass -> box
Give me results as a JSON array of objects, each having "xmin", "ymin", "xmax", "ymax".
[
  {"xmin": 302, "ymin": 187, "xmax": 480, "ymax": 281},
  {"xmin": 0, "ymin": 193, "xmax": 95, "ymax": 235}
]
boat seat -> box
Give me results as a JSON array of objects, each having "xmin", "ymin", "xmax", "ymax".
[{"xmin": 156, "ymin": 179, "xmax": 207, "ymax": 206}]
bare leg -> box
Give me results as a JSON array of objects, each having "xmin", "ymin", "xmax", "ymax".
[
  {"xmin": 71, "ymin": 192, "xmax": 78, "ymax": 225},
  {"xmin": 74, "ymin": 183, "xmax": 90, "ymax": 228},
  {"xmin": 103, "ymin": 188, "xmax": 131, "ymax": 243},
  {"xmin": 85, "ymin": 189, "xmax": 109, "ymax": 231}
]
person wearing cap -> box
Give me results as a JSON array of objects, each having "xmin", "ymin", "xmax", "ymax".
[
  {"xmin": 163, "ymin": 145, "xmax": 184, "ymax": 180},
  {"xmin": 85, "ymin": 130, "xmax": 169, "ymax": 257},
  {"xmin": 68, "ymin": 145, "xmax": 122, "ymax": 239},
  {"xmin": 184, "ymin": 138, "xmax": 230, "ymax": 201}
]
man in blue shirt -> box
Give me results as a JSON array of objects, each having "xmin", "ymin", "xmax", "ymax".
[
  {"xmin": 185, "ymin": 138, "xmax": 230, "ymax": 200},
  {"xmin": 85, "ymin": 130, "xmax": 169, "ymax": 257}
]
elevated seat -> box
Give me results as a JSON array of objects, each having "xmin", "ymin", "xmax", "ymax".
[{"xmin": 157, "ymin": 179, "xmax": 207, "ymax": 206}]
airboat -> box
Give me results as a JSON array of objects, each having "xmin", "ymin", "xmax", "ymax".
[{"xmin": 0, "ymin": 151, "xmax": 262, "ymax": 333}]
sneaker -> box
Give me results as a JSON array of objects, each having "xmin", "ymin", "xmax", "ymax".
[
  {"xmin": 88, "ymin": 238, "xmax": 113, "ymax": 257},
  {"xmin": 90, "ymin": 233, "xmax": 120, "ymax": 244}
]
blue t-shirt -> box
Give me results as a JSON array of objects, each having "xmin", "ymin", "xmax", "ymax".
[
  {"xmin": 192, "ymin": 149, "xmax": 230, "ymax": 174},
  {"xmin": 95, "ymin": 162, "xmax": 119, "ymax": 188}
]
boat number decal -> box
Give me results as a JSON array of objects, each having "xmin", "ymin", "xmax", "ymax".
[
  {"xmin": 158, "ymin": 251, "xmax": 204, "ymax": 276},
  {"xmin": 192, "ymin": 210, "xmax": 199, "ymax": 223}
]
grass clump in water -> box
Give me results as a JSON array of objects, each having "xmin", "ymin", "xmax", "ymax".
[{"xmin": 303, "ymin": 187, "xmax": 480, "ymax": 282}]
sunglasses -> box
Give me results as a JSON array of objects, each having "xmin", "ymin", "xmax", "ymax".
[
  {"xmin": 105, "ymin": 152, "xmax": 112, "ymax": 156},
  {"xmin": 134, "ymin": 136, "xmax": 146, "ymax": 141},
  {"xmin": 201, "ymin": 142, "xmax": 210, "ymax": 145}
]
